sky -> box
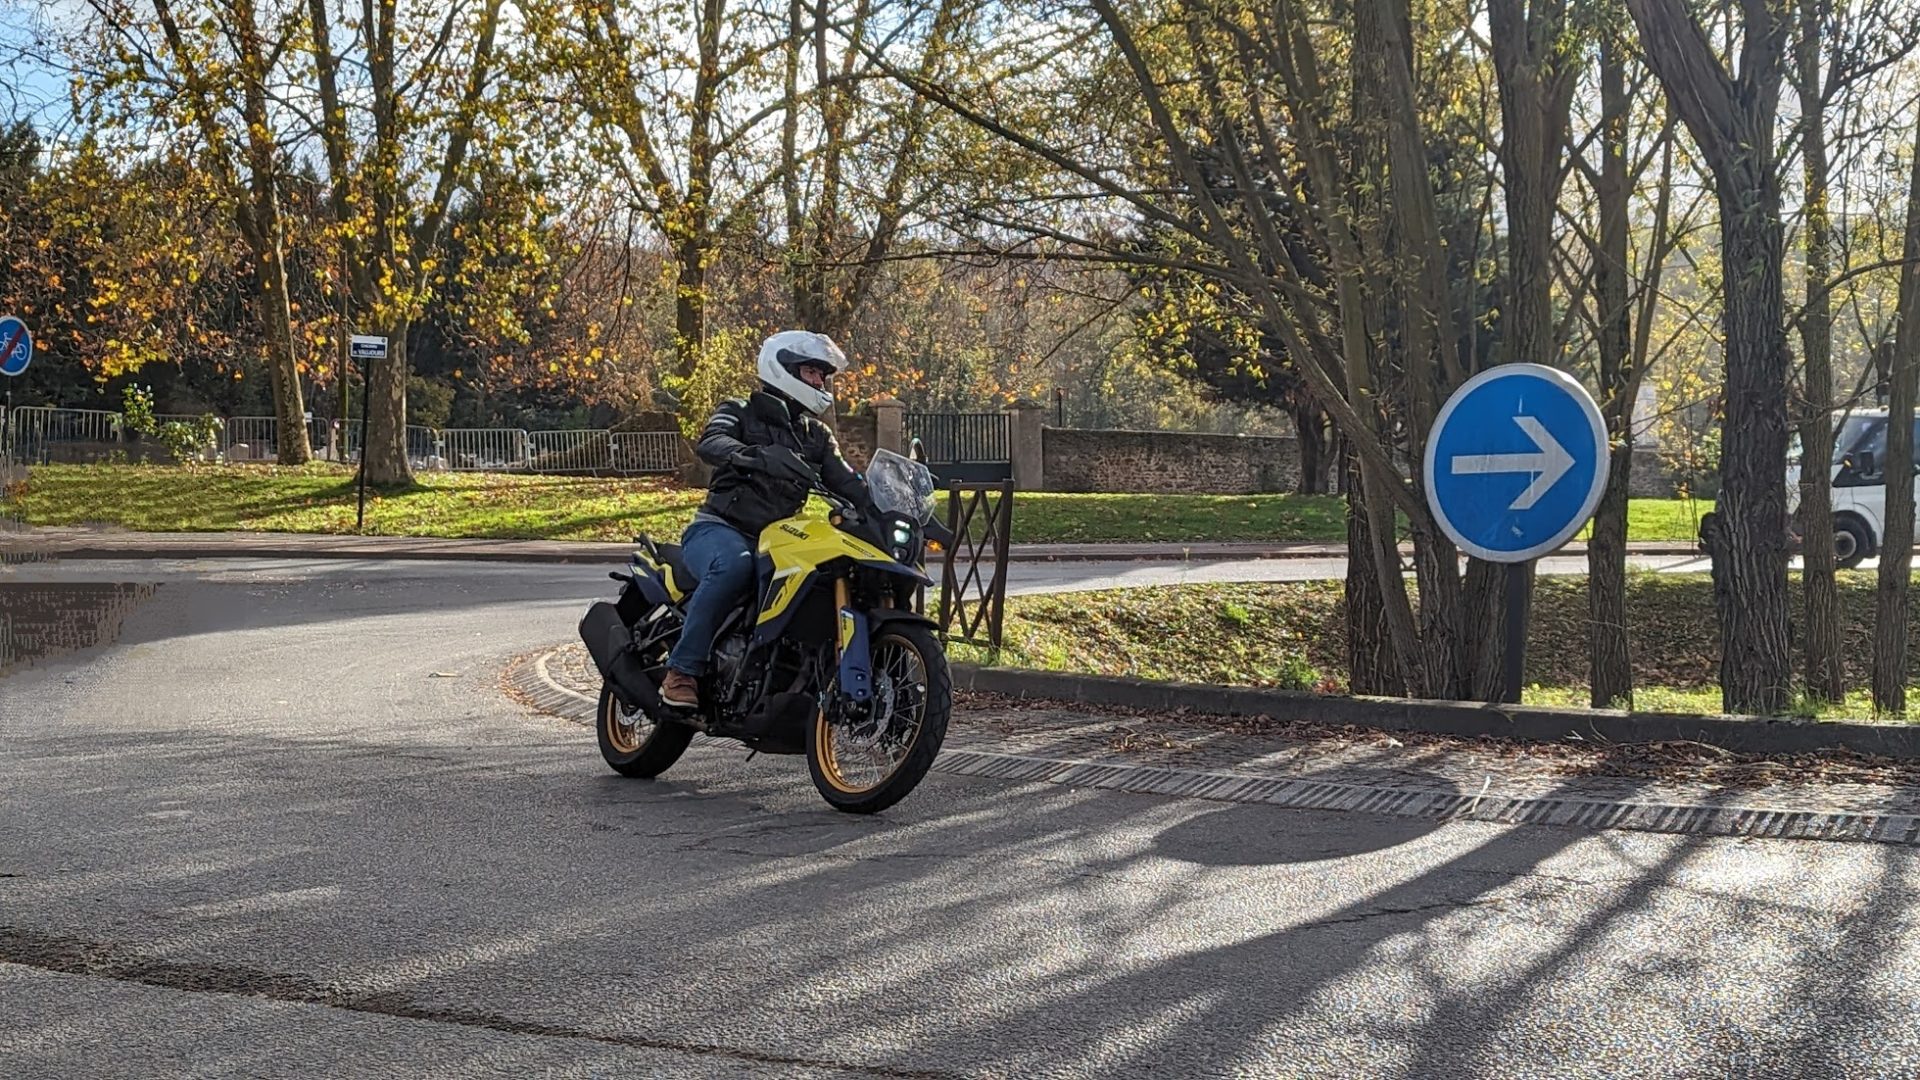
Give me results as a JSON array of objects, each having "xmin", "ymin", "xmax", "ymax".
[{"xmin": 1, "ymin": 1, "xmax": 82, "ymax": 140}]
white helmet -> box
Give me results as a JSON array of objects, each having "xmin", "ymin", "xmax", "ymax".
[{"xmin": 757, "ymin": 330, "xmax": 848, "ymax": 417}]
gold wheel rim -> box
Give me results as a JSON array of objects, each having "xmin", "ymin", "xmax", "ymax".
[
  {"xmin": 815, "ymin": 709, "xmax": 860, "ymax": 793},
  {"xmin": 603, "ymin": 693, "xmax": 647, "ymax": 754},
  {"xmin": 815, "ymin": 635, "xmax": 927, "ymax": 795}
]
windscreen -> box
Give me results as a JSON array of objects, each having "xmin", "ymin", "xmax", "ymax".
[{"xmin": 866, "ymin": 448, "xmax": 938, "ymax": 523}]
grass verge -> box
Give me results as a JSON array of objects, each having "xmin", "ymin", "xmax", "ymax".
[
  {"xmin": 4, "ymin": 463, "xmax": 1711, "ymax": 545},
  {"xmin": 950, "ymin": 572, "xmax": 1918, "ymax": 723}
]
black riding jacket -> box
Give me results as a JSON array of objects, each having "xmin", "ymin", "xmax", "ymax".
[{"xmin": 696, "ymin": 390, "xmax": 869, "ymax": 536}]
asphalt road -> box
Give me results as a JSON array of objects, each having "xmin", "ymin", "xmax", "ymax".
[{"xmin": 5, "ymin": 557, "xmax": 1920, "ymax": 1078}]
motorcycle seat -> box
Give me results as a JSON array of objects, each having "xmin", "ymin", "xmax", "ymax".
[{"xmin": 648, "ymin": 541, "xmax": 699, "ymax": 596}]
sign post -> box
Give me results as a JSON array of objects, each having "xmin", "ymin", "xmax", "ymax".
[
  {"xmin": 1423, "ymin": 364, "xmax": 1609, "ymax": 703},
  {"xmin": 349, "ymin": 335, "xmax": 389, "ymax": 532}
]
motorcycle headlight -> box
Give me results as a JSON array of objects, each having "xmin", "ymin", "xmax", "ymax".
[{"xmin": 891, "ymin": 523, "xmax": 913, "ymax": 547}]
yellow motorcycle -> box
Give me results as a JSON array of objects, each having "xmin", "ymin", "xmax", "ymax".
[{"xmin": 579, "ymin": 449, "xmax": 951, "ymax": 813}]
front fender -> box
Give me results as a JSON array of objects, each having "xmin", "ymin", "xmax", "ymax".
[
  {"xmin": 868, "ymin": 606, "xmax": 940, "ymax": 634},
  {"xmin": 856, "ymin": 559, "xmax": 934, "ymax": 587}
]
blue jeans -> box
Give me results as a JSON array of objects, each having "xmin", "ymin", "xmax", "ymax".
[{"xmin": 666, "ymin": 519, "xmax": 758, "ymax": 676}]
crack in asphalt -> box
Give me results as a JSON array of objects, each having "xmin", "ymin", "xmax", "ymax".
[
  {"xmin": 657, "ymin": 838, "xmax": 1177, "ymax": 886},
  {"xmin": 1289, "ymin": 896, "xmax": 1516, "ymax": 932},
  {"xmin": 0, "ymin": 926, "xmax": 960, "ymax": 1080}
]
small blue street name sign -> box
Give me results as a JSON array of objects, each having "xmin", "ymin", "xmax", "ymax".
[
  {"xmin": 1422, "ymin": 363, "xmax": 1610, "ymax": 563},
  {"xmin": 0, "ymin": 315, "xmax": 32, "ymax": 377}
]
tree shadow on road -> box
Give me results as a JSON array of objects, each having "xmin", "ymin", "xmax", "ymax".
[{"xmin": 4, "ymin": 697, "xmax": 1912, "ymax": 1077}]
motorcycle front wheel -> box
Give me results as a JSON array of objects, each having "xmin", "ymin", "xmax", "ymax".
[
  {"xmin": 597, "ymin": 682, "xmax": 695, "ymax": 778},
  {"xmin": 808, "ymin": 622, "xmax": 951, "ymax": 814}
]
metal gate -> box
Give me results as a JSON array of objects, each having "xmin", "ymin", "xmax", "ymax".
[
  {"xmin": 905, "ymin": 412, "xmax": 1011, "ymax": 484},
  {"xmin": 937, "ymin": 481, "xmax": 1013, "ymax": 650}
]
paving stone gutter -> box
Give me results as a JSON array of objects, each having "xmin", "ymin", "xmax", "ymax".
[{"xmin": 954, "ymin": 665, "xmax": 1920, "ymax": 761}]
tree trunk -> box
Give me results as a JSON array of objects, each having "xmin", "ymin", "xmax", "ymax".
[
  {"xmin": 1710, "ymin": 178, "xmax": 1794, "ymax": 714},
  {"xmin": 1487, "ymin": 0, "xmax": 1570, "ymax": 374},
  {"xmin": 1588, "ymin": 29, "xmax": 1634, "ymax": 709},
  {"xmin": 146, "ymin": 0, "xmax": 309, "ymax": 465},
  {"xmin": 362, "ymin": 324, "xmax": 411, "ymax": 486},
  {"xmin": 1871, "ymin": 110, "xmax": 1920, "ymax": 713},
  {"xmin": 672, "ymin": 0, "xmax": 722, "ymax": 384},
  {"xmin": 1461, "ymin": 557, "xmax": 1509, "ymax": 700},
  {"xmin": 255, "ymin": 232, "xmax": 311, "ymax": 466},
  {"xmin": 1345, "ymin": 454, "xmax": 1404, "ymax": 696},
  {"xmin": 672, "ymin": 234, "xmax": 708, "ymax": 381},
  {"xmin": 1624, "ymin": 0, "xmax": 1793, "ymax": 714},
  {"xmin": 1293, "ymin": 405, "xmax": 1324, "ymax": 494},
  {"xmin": 1797, "ymin": 0, "xmax": 1843, "ymax": 702},
  {"xmin": 238, "ymin": 4, "xmax": 309, "ymax": 466},
  {"xmin": 1350, "ymin": 0, "xmax": 1454, "ymax": 699},
  {"xmin": 1482, "ymin": 0, "xmax": 1575, "ymax": 705},
  {"xmin": 1589, "ymin": 441, "xmax": 1634, "ymax": 706}
]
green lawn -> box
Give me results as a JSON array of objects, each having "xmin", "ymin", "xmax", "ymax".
[
  {"xmin": 1575, "ymin": 495, "xmax": 1712, "ymax": 545},
  {"xmin": 1, "ymin": 463, "xmax": 1710, "ymax": 545},
  {"xmin": 2, "ymin": 464, "xmax": 707, "ymax": 542},
  {"xmin": 1011, "ymin": 491, "xmax": 1350, "ymax": 543}
]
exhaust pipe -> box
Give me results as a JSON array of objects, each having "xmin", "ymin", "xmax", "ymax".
[{"xmin": 579, "ymin": 602, "xmax": 668, "ymax": 716}]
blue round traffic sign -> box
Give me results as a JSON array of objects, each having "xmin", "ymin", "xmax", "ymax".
[
  {"xmin": 0, "ymin": 315, "xmax": 30, "ymax": 377},
  {"xmin": 1422, "ymin": 364, "xmax": 1609, "ymax": 563}
]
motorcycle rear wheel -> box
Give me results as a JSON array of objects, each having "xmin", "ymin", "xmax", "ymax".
[
  {"xmin": 807, "ymin": 623, "xmax": 951, "ymax": 814},
  {"xmin": 597, "ymin": 682, "xmax": 695, "ymax": 778}
]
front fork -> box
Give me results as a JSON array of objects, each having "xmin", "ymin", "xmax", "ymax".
[{"xmin": 834, "ymin": 578, "xmax": 874, "ymax": 710}]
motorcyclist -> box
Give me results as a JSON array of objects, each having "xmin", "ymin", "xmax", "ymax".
[{"xmin": 660, "ymin": 330, "xmax": 870, "ymax": 709}]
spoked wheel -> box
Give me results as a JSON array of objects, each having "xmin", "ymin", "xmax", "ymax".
[
  {"xmin": 597, "ymin": 682, "xmax": 695, "ymax": 778},
  {"xmin": 808, "ymin": 623, "xmax": 951, "ymax": 814}
]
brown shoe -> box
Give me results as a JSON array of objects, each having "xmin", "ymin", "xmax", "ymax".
[{"xmin": 659, "ymin": 669, "xmax": 700, "ymax": 710}]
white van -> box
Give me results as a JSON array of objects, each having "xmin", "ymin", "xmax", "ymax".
[{"xmin": 1788, "ymin": 408, "xmax": 1920, "ymax": 568}]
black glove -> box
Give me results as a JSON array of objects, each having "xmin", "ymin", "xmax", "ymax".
[{"xmin": 759, "ymin": 445, "xmax": 818, "ymax": 485}]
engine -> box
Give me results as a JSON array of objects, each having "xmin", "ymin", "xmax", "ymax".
[{"xmin": 711, "ymin": 629, "xmax": 749, "ymax": 689}]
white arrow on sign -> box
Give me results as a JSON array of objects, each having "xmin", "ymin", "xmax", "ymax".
[{"xmin": 1449, "ymin": 415, "xmax": 1574, "ymax": 511}]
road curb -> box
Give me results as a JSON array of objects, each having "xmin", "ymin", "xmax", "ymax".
[{"xmin": 952, "ymin": 665, "xmax": 1920, "ymax": 761}]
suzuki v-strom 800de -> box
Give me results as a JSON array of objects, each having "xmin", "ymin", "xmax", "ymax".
[{"xmin": 578, "ymin": 449, "xmax": 951, "ymax": 814}]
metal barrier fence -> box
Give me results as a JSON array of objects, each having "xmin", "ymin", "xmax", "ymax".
[
  {"xmin": 527, "ymin": 429, "xmax": 688, "ymax": 474},
  {"xmin": 222, "ymin": 416, "xmax": 279, "ymax": 462},
  {"xmin": 0, "ymin": 405, "xmax": 685, "ymax": 475},
  {"xmin": 440, "ymin": 428, "xmax": 531, "ymax": 472},
  {"xmin": 407, "ymin": 425, "xmax": 436, "ymax": 468},
  {"xmin": 611, "ymin": 431, "xmax": 685, "ymax": 473},
  {"xmin": 6, "ymin": 406, "xmax": 124, "ymax": 465},
  {"xmin": 315, "ymin": 420, "xmax": 439, "ymax": 469}
]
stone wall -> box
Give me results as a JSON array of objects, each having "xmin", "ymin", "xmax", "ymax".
[
  {"xmin": 1037, "ymin": 427, "xmax": 1690, "ymax": 499},
  {"xmin": 1043, "ymin": 427, "xmax": 1301, "ymax": 494},
  {"xmin": 1626, "ymin": 446, "xmax": 1687, "ymax": 499},
  {"xmin": 835, "ymin": 411, "xmax": 878, "ymax": 471}
]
